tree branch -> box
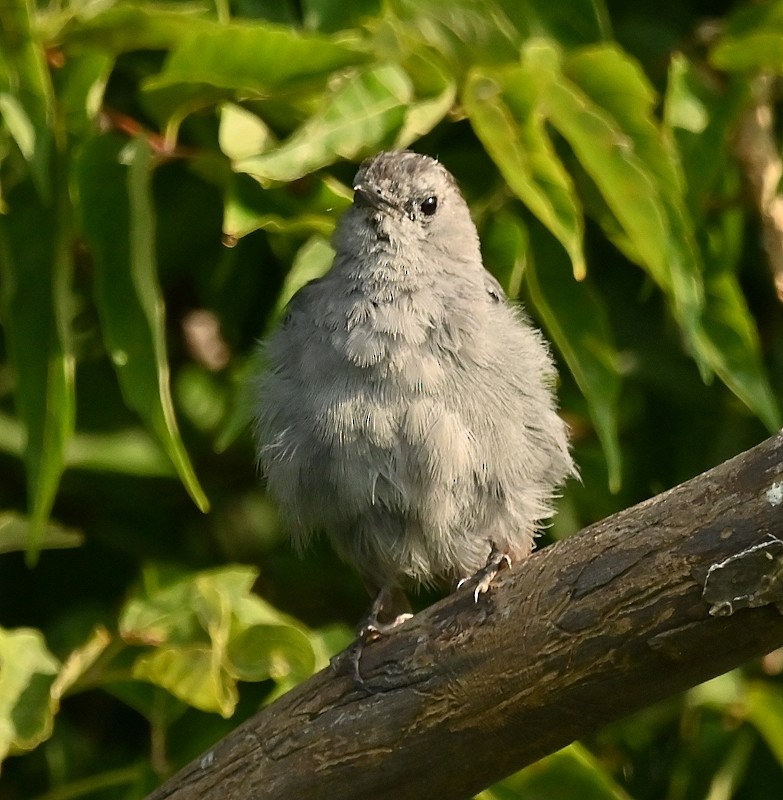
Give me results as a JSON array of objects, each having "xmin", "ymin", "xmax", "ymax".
[{"xmin": 149, "ymin": 432, "xmax": 783, "ymax": 800}]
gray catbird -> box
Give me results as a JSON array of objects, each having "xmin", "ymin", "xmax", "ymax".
[{"xmin": 253, "ymin": 151, "xmax": 575, "ymax": 676}]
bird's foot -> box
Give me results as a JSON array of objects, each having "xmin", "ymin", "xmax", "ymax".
[
  {"xmin": 458, "ymin": 543, "xmax": 513, "ymax": 602},
  {"xmin": 346, "ymin": 612, "xmax": 413, "ymax": 688},
  {"xmin": 331, "ymin": 586, "xmax": 412, "ymax": 690}
]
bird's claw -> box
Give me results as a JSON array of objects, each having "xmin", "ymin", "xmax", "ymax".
[
  {"xmin": 333, "ymin": 587, "xmax": 414, "ymax": 689},
  {"xmin": 344, "ymin": 611, "xmax": 414, "ymax": 689},
  {"xmin": 458, "ymin": 546, "xmax": 513, "ymax": 602}
]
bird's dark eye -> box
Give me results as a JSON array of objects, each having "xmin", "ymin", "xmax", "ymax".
[{"xmin": 420, "ymin": 196, "xmax": 438, "ymax": 216}]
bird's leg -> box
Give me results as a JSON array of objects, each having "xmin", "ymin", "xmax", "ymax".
[
  {"xmin": 335, "ymin": 585, "xmax": 412, "ymax": 688},
  {"xmin": 458, "ymin": 542, "xmax": 513, "ymax": 602},
  {"xmin": 357, "ymin": 585, "xmax": 414, "ymax": 640}
]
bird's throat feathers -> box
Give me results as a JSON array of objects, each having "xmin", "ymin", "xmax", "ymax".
[{"xmin": 334, "ymin": 211, "xmax": 431, "ymax": 290}]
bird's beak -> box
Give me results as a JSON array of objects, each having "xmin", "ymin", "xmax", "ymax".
[{"xmin": 353, "ymin": 182, "xmax": 401, "ymax": 214}]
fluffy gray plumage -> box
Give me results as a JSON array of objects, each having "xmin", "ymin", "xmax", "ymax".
[{"xmin": 253, "ymin": 151, "xmax": 575, "ymax": 595}]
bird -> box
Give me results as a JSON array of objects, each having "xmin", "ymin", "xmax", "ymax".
[{"xmin": 253, "ymin": 150, "xmax": 576, "ymax": 682}]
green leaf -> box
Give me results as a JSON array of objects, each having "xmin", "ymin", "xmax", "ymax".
[
  {"xmin": 175, "ymin": 364, "xmax": 229, "ymax": 436},
  {"xmin": 393, "ymin": 49, "xmax": 456, "ymax": 148},
  {"xmin": 223, "ymin": 172, "xmax": 351, "ymax": 241},
  {"xmin": 745, "ymin": 682, "xmax": 783, "ymax": 768},
  {"xmin": 152, "ymin": 18, "xmax": 367, "ymax": 92},
  {"xmin": 57, "ymin": 4, "xmax": 213, "ymax": 55},
  {"xmin": 120, "ymin": 565, "xmax": 254, "ymax": 647},
  {"xmin": 563, "ymin": 46, "xmax": 680, "ymax": 191},
  {"xmin": 687, "ymin": 671, "xmax": 745, "ymax": 709},
  {"xmin": 533, "ymin": 41, "xmax": 705, "ymax": 345},
  {"xmin": 235, "ymin": 63, "xmax": 412, "ymax": 185},
  {"xmin": 0, "ymin": 411, "xmax": 174, "ymax": 477},
  {"xmin": 303, "ymin": 0, "xmax": 383, "ymax": 33},
  {"xmin": 120, "ymin": 566, "xmax": 316, "ymax": 716},
  {"xmin": 664, "ymin": 53, "xmax": 712, "ymax": 136},
  {"xmin": 0, "ymin": 412, "xmax": 24, "ymax": 458},
  {"xmin": 54, "ymin": 51, "xmax": 112, "ymax": 139},
  {"xmin": 0, "ymin": 92, "xmax": 35, "ymax": 159},
  {"xmin": 711, "ymin": 1, "xmax": 783, "ymax": 73},
  {"xmin": 693, "ymin": 268, "xmax": 781, "ymax": 431},
  {"xmin": 464, "ymin": 63, "xmax": 586, "ymax": 279},
  {"xmin": 0, "ymin": 512, "xmax": 82, "ymax": 555},
  {"xmin": 75, "ymin": 134, "xmax": 209, "ymax": 512},
  {"xmin": 0, "ymin": 0, "xmax": 55, "ymax": 197},
  {"xmin": 483, "ymin": 743, "xmax": 632, "ymax": 799},
  {"xmin": 0, "ymin": 178, "xmax": 75, "ymax": 559},
  {"xmin": 272, "ymin": 235, "xmax": 335, "ymax": 322},
  {"xmin": 191, "ymin": 571, "xmax": 243, "ymax": 651},
  {"xmin": 218, "ymin": 103, "xmax": 277, "ymax": 162},
  {"xmin": 663, "ymin": 54, "xmax": 751, "ymax": 203},
  {"xmin": 227, "ymin": 624, "xmax": 315, "ymax": 683},
  {"xmin": 704, "ymin": 730, "xmax": 755, "ymax": 800},
  {"xmin": 51, "ymin": 626, "xmax": 112, "ymax": 700},
  {"xmin": 480, "ymin": 209, "xmax": 530, "ymax": 300},
  {"xmin": 374, "ymin": 0, "xmax": 521, "ymax": 76},
  {"xmin": 495, "ymin": 0, "xmax": 612, "ymax": 46},
  {"xmin": 227, "ymin": 592, "xmax": 318, "ymax": 697},
  {"xmin": 664, "ymin": 56, "xmax": 781, "ymax": 430},
  {"xmin": 120, "ymin": 567, "xmax": 254, "ymax": 715},
  {"xmin": 526, "ymin": 220, "xmax": 623, "ymax": 491},
  {"xmin": 0, "ymin": 627, "xmax": 60, "ymax": 763},
  {"xmin": 65, "ymin": 428, "xmax": 175, "ymax": 477},
  {"xmin": 133, "ymin": 644, "xmax": 238, "ymax": 718},
  {"xmin": 362, "ymin": 12, "xmax": 458, "ymax": 147},
  {"xmin": 141, "ymin": 16, "xmax": 369, "ymax": 127}
]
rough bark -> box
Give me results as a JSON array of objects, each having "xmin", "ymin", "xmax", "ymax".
[{"xmin": 149, "ymin": 431, "xmax": 783, "ymax": 800}]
